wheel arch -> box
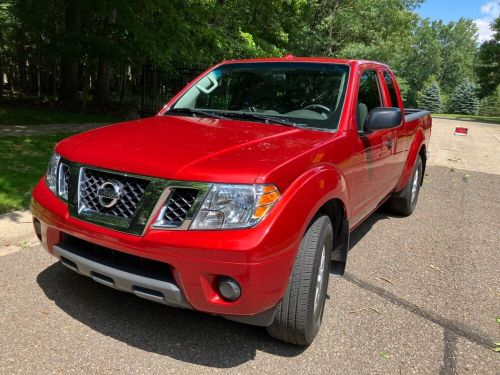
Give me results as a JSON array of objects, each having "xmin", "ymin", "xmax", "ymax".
[
  {"xmin": 315, "ymin": 198, "xmax": 349, "ymax": 275},
  {"xmin": 395, "ymin": 130, "xmax": 426, "ymax": 191},
  {"xmin": 418, "ymin": 144, "xmax": 427, "ymax": 185}
]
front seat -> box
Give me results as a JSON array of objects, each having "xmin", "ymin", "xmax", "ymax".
[{"xmin": 357, "ymin": 103, "xmax": 368, "ymax": 131}]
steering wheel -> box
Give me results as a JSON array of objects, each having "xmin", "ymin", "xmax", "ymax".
[{"xmin": 304, "ymin": 104, "xmax": 331, "ymax": 118}]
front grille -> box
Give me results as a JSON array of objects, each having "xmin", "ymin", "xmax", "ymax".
[
  {"xmin": 79, "ymin": 168, "xmax": 149, "ymax": 219},
  {"xmin": 58, "ymin": 163, "xmax": 70, "ymax": 200},
  {"xmin": 61, "ymin": 234, "xmax": 175, "ymax": 283},
  {"xmin": 162, "ymin": 188, "xmax": 199, "ymax": 225}
]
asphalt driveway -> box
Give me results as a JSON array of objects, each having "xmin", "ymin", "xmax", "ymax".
[{"xmin": 0, "ymin": 119, "xmax": 498, "ymax": 374}]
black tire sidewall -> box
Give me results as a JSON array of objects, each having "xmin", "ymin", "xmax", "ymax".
[
  {"xmin": 305, "ymin": 216, "xmax": 333, "ymax": 343},
  {"xmin": 409, "ymin": 156, "xmax": 423, "ymax": 211}
]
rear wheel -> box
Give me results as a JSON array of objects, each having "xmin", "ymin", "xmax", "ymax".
[
  {"xmin": 266, "ymin": 215, "xmax": 333, "ymax": 345},
  {"xmin": 388, "ymin": 155, "xmax": 423, "ymax": 216}
]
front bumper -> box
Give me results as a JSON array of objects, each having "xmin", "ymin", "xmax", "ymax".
[
  {"xmin": 32, "ymin": 178, "xmax": 299, "ymax": 325},
  {"xmin": 53, "ymin": 238, "xmax": 189, "ymax": 308}
]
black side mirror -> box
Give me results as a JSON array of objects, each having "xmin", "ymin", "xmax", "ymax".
[{"xmin": 364, "ymin": 107, "xmax": 402, "ymax": 132}]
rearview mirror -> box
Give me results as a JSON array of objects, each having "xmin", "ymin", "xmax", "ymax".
[{"xmin": 364, "ymin": 107, "xmax": 402, "ymax": 132}]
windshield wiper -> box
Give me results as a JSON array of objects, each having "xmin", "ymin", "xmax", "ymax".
[
  {"xmin": 219, "ymin": 112, "xmax": 301, "ymax": 128},
  {"xmin": 166, "ymin": 108, "xmax": 229, "ymax": 120}
]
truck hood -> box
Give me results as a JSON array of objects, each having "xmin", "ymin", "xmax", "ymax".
[{"xmin": 56, "ymin": 116, "xmax": 329, "ymax": 184}]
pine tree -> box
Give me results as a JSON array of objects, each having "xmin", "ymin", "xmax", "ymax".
[
  {"xmin": 450, "ymin": 80, "xmax": 480, "ymax": 115},
  {"xmin": 418, "ymin": 80, "xmax": 443, "ymax": 113},
  {"xmin": 479, "ymin": 86, "xmax": 500, "ymax": 116}
]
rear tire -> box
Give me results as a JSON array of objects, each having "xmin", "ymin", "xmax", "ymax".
[
  {"xmin": 388, "ymin": 155, "xmax": 423, "ymax": 216},
  {"xmin": 266, "ymin": 215, "xmax": 333, "ymax": 345}
]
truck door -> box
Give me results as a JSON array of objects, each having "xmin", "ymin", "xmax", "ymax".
[
  {"xmin": 352, "ymin": 69, "xmax": 397, "ymax": 221},
  {"xmin": 382, "ymin": 70, "xmax": 407, "ymax": 180}
]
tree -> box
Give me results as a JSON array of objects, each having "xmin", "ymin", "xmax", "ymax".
[
  {"xmin": 450, "ymin": 80, "xmax": 480, "ymax": 115},
  {"xmin": 437, "ymin": 18, "xmax": 478, "ymax": 92},
  {"xmin": 479, "ymin": 86, "xmax": 500, "ymax": 116},
  {"xmin": 399, "ymin": 19, "xmax": 444, "ymax": 95},
  {"xmin": 0, "ymin": 0, "xmax": 486, "ymax": 112},
  {"xmin": 476, "ymin": 17, "xmax": 500, "ymax": 98},
  {"xmin": 60, "ymin": 1, "xmax": 82, "ymax": 106},
  {"xmin": 418, "ymin": 79, "xmax": 442, "ymax": 113}
]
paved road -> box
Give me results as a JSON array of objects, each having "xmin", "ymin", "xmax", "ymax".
[
  {"xmin": 1, "ymin": 166, "xmax": 498, "ymax": 374},
  {"xmin": 0, "ymin": 120, "xmax": 499, "ymax": 374},
  {"xmin": 428, "ymin": 118, "xmax": 500, "ymax": 174}
]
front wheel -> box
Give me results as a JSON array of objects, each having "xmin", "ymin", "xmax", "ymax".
[{"xmin": 266, "ymin": 215, "xmax": 333, "ymax": 345}]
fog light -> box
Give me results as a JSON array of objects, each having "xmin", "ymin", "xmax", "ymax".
[{"xmin": 217, "ymin": 277, "xmax": 241, "ymax": 301}]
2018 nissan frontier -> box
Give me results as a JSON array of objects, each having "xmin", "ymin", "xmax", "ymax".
[{"xmin": 32, "ymin": 57, "xmax": 432, "ymax": 345}]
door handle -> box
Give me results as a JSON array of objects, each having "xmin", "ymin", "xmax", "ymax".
[{"xmin": 386, "ymin": 139, "xmax": 394, "ymax": 149}]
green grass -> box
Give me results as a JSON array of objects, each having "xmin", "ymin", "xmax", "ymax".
[
  {"xmin": 0, "ymin": 134, "xmax": 73, "ymax": 214},
  {"xmin": 0, "ymin": 104, "xmax": 120, "ymax": 125},
  {"xmin": 433, "ymin": 113, "xmax": 500, "ymax": 125}
]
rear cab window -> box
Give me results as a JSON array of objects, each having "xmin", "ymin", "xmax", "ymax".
[{"xmin": 383, "ymin": 70, "xmax": 401, "ymax": 108}]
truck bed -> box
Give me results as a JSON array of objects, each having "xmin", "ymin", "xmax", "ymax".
[{"xmin": 405, "ymin": 109, "xmax": 431, "ymax": 122}]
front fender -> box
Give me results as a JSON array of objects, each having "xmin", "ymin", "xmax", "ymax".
[{"xmin": 261, "ymin": 163, "xmax": 350, "ymax": 260}]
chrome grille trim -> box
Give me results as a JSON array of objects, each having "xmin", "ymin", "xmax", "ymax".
[
  {"xmin": 61, "ymin": 161, "xmax": 211, "ymax": 235},
  {"xmin": 78, "ymin": 167, "xmax": 150, "ymax": 219},
  {"xmin": 152, "ymin": 185, "xmax": 211, "ymax": 230},
  {"xmin": 162, "ymin": 188, "xmax": 199, "ymax": 226},
  {"xmin": 58, "ymin": 162, "xmax": 70, "ymax": 201}
]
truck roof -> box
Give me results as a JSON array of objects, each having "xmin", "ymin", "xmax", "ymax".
[{"xmin": 221, "ymin": 56, "xmax": 389, "ymax": 69}]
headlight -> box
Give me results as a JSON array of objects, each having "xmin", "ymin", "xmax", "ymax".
[
  {"xmin": 190, "ymin": 184, "xmax": 281, "ymax": 230},
  {"xmin": 46, "ymin": 152, "xmax": 69, "ymax": 200},
  {"xmin": 46, "ymin": 153, "xmax": 60, "ymax": 194}
]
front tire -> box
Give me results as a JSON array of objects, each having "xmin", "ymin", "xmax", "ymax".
[{"xmin": 266, "ymin": 215, "xmax": 333, "ymax": 345}]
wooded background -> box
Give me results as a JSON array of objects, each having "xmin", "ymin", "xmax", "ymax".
[{"xmin": 0, "ymin": 0, "xmax": 498, "ymax": 114}]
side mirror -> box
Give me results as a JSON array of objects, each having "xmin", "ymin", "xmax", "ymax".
[{"xmin": 364, "ymin": 107, "xmax": 402, "ymax": 132}]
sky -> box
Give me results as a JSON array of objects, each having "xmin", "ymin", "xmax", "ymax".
[{"xmin": 416, "ymin": 0, "xmax": 499, "ymax": 42}]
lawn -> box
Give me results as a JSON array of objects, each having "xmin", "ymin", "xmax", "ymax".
[
  {"xmin": 0, "ymin": 134, "xmax": 73, "ymax": 214},
  {"xmin": 0, "ymin": 103, "xmax": 121, "ymax": 125},
  {"xmin": 433, "ymin": 113, "xmax": 500, "ymax": 125}
]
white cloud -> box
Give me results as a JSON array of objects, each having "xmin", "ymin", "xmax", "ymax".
[
  {"xmin": 480, "ymin": 1, "xmax": 500, "ymax": 17},
  {"xmin": 474, "ymin": 1, "xmax": 499, "ymax": 43},
  {"xmin": 475, "ymin": 18, "xmax": 494, "ymax": 42}
]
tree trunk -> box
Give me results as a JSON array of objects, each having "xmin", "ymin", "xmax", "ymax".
[
  {"xmin": 95, "ymin": 9, "xmax": 117, "ymax": 105},
  {"xmin": 51, "ymin": 62, "xmax": 57, "ymax": 98},
  {"xmin": 81, "ymin": 62, "xmax": 90, "ymax": 111},
  {"xmin": 118, "ymin": 65, "xmax": 129, "ymax": 104},
  {"xmin": 60, "ymin": 3, "xmax": 81, "ymax": 106},
  {"xmin": 95, "ymin": 58, "xmax": 111, "ymax": 104},
  {"xmin": 7, "ymin": 66, "xmax": 14, "ymax": 96},
  {"xmin": 0, "ymin": 64, "xmax": 3, "ymax": 97},
  {"xmin": 37, "ymin": 65, "xmax": 41, "ymax": 97}
]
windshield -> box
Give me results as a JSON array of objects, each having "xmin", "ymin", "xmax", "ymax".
[{"xmin": 169, "ymin": 62, "xmax": 350, "ymax": 131}]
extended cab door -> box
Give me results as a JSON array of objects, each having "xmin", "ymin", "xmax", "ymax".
[
  {"xmin": 350, "ymin": 68, "xmax": 398, "ymax": 222},
  {"xmin": 382, "ymin": 70, "xmax": 407, "ymax": 179}
]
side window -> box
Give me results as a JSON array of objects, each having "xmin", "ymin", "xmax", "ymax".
[
  {"xmin": 357, "ymin": 70, "xmax": 382, "ymax": 130},
  {"xmin": 383, "ymin": 71, "xmax": 400, "ymax": 108}
]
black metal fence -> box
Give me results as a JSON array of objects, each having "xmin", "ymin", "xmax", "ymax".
[{"xmin": 140, "ymin": 65, "xmax": 206, "ymax": 116}]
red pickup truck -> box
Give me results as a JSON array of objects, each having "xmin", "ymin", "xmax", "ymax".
[{"xmin": 32, "ymin": 57, "xmax": 431, "ymax": 345}]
